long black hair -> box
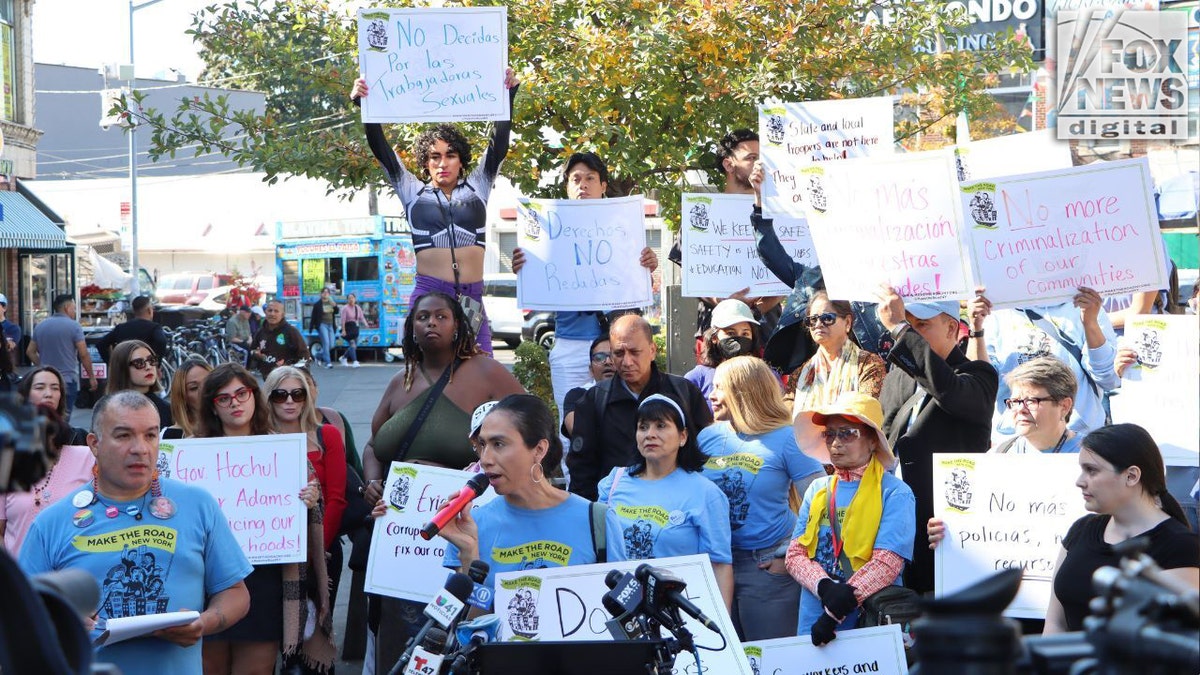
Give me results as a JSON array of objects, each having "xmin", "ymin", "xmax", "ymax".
[
  {"xmin": 489, "ymin": 394, "xmax": 563, "ymax": 476},
  {"xmin": 630, "ymin": 397, "xmax": 706, "ymax": 476},
  {"xmin": 401, "ymin": 292, "xmax": 479, "ymax": 391},
  {"xmin": 1082, "ymin": 424, "xmax": 1189, "ymax": 528}
]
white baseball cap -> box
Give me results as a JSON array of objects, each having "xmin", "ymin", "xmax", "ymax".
[
  {"xmin": 470, "ymin": 400, "xmax": 499, "ymax": 438},
  {"xmin": 0, "ymin": 293, "xmax": 8, "ymax": 305},
  {"xmin": 710, "ymin": 299, "xmax": 758, "ymax": 329}
]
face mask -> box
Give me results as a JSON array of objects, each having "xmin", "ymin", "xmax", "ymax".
[{"xmin": 718, "ymin": 335, "xmax": 754, "ymax": 359}]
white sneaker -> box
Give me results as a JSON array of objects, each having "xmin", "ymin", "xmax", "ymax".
[
  {"xmin": 351, "ymin": 361, "xmax": 361, "ymax": 368},
  {"xmin": 339, "ymin": 356, "xmax": 348, "ymax": 365},
  {"xmin": 324, "ymin": 361, "xmax": 333, "ymax": 369}
]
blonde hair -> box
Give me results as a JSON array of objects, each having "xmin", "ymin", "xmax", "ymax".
[
  {"xmin": 713, "ymin": 356, "xmax": 790, "ymax": 435},
  {"xmin": 169, "ymin": 356, "xmax": 212, "ymax": 437},
  {"xmin": 264, "ymin": 366, "xmax": 322, "ymax": 434}
]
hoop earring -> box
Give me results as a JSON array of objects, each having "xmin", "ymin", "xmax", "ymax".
[{"xmin": 530, "ymin": 463, "xmax": 545, "ymax": 485}]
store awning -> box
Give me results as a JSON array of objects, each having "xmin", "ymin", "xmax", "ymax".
[{"xmin": 0, "ymin": 191, "xmax": 69, "ymax": 249}]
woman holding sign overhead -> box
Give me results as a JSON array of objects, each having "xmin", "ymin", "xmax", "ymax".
[{"xmin": 350, "ymin": 68, "xmax": 519, "ymax": 355}]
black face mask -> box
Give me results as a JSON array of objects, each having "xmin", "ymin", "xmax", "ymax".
[{"xmin": 718, "ymin": 335, "xmax": 754, "ymax": 359}]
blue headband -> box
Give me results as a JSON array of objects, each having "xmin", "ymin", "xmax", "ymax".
[{"xmin": 638, "ymin": 394, "xmax": 686, "ymax": 427}]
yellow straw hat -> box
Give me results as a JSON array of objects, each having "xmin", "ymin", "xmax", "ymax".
[{"xmin": 793, "ymin": 392, "xmax": 897, "ymax": 469}]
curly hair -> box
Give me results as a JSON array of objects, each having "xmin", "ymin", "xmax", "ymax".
[
  {"xmin": 401, "ymin": 292, "xmax": 480, "ymax": 391},
  {"xmin": 413, "ymin": 124, "xmax": 472, "ymax": 180},
  {"xmin": 195, "ymin": 362, "xmax": 272, "ymax": 437},
  {"xmin": 715, "ymin": 128, "xmax": 758, "ymax": 169}
]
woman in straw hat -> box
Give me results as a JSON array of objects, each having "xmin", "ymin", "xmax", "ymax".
[{"xmin": 786, "ymin": 392, "xmax": 916, "ymax": 646}]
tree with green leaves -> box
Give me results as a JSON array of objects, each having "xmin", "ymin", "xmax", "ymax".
[{"xmin": 129, "ymin": 0, "xmax": 1032, "ymax": 225}]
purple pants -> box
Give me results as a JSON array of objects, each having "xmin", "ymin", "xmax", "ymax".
[{"xmin": 410, "ymin": 274, "xmax": 492, "ymax": 353}]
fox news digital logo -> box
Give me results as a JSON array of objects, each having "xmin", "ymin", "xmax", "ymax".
[{"xmin": 1056, "ymin": 9, "xmax": 1189, "ymax": 140}]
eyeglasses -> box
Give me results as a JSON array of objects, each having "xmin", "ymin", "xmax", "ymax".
[
  {"xmin": 803, "ymin": 312, "xmax": 842, "ymax": 329},
  {"xmin": 822, "ymin": 427, "xmax": 864, "ymax": 444},
  {"xmin": 129, "ymin": 356, "xmax": 159, "ymax": 370},
  {"xmin": 269, "ymin": 388, "xmax": 308, "ymax": 404},
  {"xmin": 1003, "ymin": 397, "xmax": 1055, "ymax": 410},
  {"xmin": 213, "ymin": 387, "xmax": 253, "ymax": 408},
  {"xmin": 590, "ymin": 351, "xmax": 613, "ymax": 364}
]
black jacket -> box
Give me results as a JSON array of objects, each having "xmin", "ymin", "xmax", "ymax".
[
  {"xmin": 567, "ymin": 364, "xmax": 713, "ymax": 501},
  {"xmin": 99, "ymin": 318, "xmax": 168, "ymax": 363},
  {"xmin": 880, "ymin": 329, "xmax": 998, "ymax": 594}
]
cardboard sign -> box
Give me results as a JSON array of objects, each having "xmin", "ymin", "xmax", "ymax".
[
  {"xmin": 364, "ymin": 463, "xmax": 499, "ymax": 603},
  {"xmin": 1111, "ymin": 315, "xmax": 1200, "ymax": 466},
  {"xmin": 680, "ymin": 193, "xmax": 814, "ymax": 298},
  {"xmin": 157, "ymin": 435, "xmax": 309, "ymax": 564},
  {"xmin": 515, "ymin": 195, "xmax": 653, "ymax": 311},
  {"xmin": 802, "ymin": 150, "xmax": 973, "ymax": 302},
  {"xmin": 933, "ymin": 454, "xmax": 1088, "ymax": 618},
  {"xmin": 954, "ymin": 130, "xmax": 1074, "ymax": 181},
  {"xmin": 357, "ymin": 7, "xmax": 509, "ymax": 123},
  {"xmin": 961, "ymin": 158, "xmax": 1167, "ymax": 308},
  {"xmin": 493, "ymin": 554, "xmax": 751, "ymax": 675},
  {"xmin": 744, "ymin": 625, "xmax": 908, "ymax": 674},
  {"xmin": 758, "ymin": 96, "xmax": 895, "ymax": 218}
]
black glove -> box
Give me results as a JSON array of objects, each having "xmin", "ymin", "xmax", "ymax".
[
  {"xmin": 817, "ymin": 578, "xmax": 859, "ymax": 618},
  {"xmin": 810, "ymin": 612, "xmax": 839, "ymax": 646}
]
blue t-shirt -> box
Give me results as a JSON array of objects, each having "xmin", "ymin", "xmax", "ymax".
[
  {"xmin": 699, "ymin": 423, "xmax": 824, "ymax": 550},
  {"xmin": 597, "ymin": 467, "xmax": 732, "ymax": 564},
  {"xmin": 683, "ymin": 365, "xmax": 716, "ymax": 403},
  {"xmin": 792, "ymin": 471, "xmax": 915, "ymax": 633},
  {"xmin": 20, "ymin": 479, "xmax": 252, "ymax": 675},
  {"xmin": 554, "ymin": 311, "xmax": 604, "ymax": 341},
  {"xmin": 444, "ymin": 493, "xmax": 597, "ymax": 591}
]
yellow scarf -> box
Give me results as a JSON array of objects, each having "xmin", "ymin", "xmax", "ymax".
[{"xmin": 796, "ymin": 456, "xmax": 884, "ymax": 572}]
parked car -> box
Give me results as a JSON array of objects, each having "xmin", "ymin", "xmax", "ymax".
[
  {"xmin": 521, "ymin": 311, "xmax": 555, "ymax": 351},
  {"xmin": 155, "ymin": 272, "xmax": 234, "ymax": 305},
  {"xmin": 482, "ymin": 273, "xmax": 522, "ymax": 348}
]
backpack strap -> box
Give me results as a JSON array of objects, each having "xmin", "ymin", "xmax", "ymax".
[
  {"xmin": 590, "ymin": 501, "xmax": 608, "ymax": 564},
  {"xmin": 994, "ymin": 436, "xmax": 1019, "ymax": 454}
]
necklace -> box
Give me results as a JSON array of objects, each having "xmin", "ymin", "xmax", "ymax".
[
  {"xmin": 91, "ymin": 477, "xmax": 159, "ymax": 521},
  {"xmin": 33, "ymin": 460, "xmax": 59, "ymax": 507}
]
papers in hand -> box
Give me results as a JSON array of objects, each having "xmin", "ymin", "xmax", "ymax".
[{"xmin": 94, "ymin": 610, "xmax": 200, "ymax": 646}]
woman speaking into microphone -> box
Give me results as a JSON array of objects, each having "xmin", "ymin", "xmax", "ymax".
[{"xmin": 436, "ymin": 394, "xmax": 601, "ymax": 591}]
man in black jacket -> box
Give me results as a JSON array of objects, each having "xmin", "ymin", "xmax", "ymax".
[
  {"xmin": 567, "ymin": 315, "xmax": 712, "ymax": 501},
  {"xmin": 875, "ymin": 286, "xmax": 998, "ymax": 595},
  {"xmin": 99, "ymin": 295, "xmax": 168, "ymax": 362}
]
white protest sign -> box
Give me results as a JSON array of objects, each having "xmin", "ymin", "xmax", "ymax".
[
  {"xmin": 1111, "ymin": 315, "xmax": 1200, "ymax": 466},
  {"xmin": 744, "ymin": 625, "xmax": 908, "ymax": 675},
  {"xmin": 954, "ymin": 130, "xmax": 1074, "ymax": 181},
  {"xmin": 515, "ymin": 195, "xmax": 653, "ymax": 311},
  {"xmin": 357, "ymin": 7, "xmax": 508, "ymax": 123},
  {"xmin": 961, "ymin": 158, "xmax": 1167, "ymax": 309},
  {"xmin": 680, "ymin": 193, "xmax": 814, "ymax": 298},
  {"xmin": 157, "ymin": 435, "xmax": 308, "ymax": 564},
  {"xmin": 802, "ymin": 150, "xmax": 973, "ymax": 302},
  {"xmin": 759, "ymin": 96, "xmax": 895, "ymax": 218},
  {"xmin": 494, "ymin": 554, "xmax": 751, "ymax": 675},
  {"xmin": 364, "ymin": 463, "xmax": 499, "ymax": 603},
  {"xmin": 933, "ymin": 454, "xmax": 1088, "ymax": 618}
]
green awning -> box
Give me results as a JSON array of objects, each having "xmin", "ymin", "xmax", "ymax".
[{"xmin": 0, "ymin": 192, "xmax": 69, "ymax": 249}]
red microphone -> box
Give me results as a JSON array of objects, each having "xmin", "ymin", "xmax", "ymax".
[{"xmin": 420, "ymin": 473, "xmax": 490, "ymax": 540}]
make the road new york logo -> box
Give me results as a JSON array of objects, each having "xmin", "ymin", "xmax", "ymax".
[{"xmin": 1056, "ymin": 9, "xmax": 1190, "ymax": 140}]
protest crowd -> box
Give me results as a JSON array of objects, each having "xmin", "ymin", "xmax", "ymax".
[{"xmin": 4, "ymin": 14, "xmax": 1199, "ymax": 675}]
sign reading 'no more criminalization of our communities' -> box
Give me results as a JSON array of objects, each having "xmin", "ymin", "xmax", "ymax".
[
  {"xmin": 358, "ymin": 7, "xmax": 509, "ymax": 123},
  {"xmin": 157, "ymin": 435, "xmax": 309, "ymax": 565},
  {"xmin": 961, "ymin": 157, "xmax": 1167, "ymax": 309}
]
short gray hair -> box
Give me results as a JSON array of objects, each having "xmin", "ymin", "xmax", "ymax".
[
  {"xmin": 91, "ymin": 390, "xmax": 159, "ymax": 438},
  {"xmin": 1005, "ymin": 357, "xmax": 1078, "ymax": 418}
]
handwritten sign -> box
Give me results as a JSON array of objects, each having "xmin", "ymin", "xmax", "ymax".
[
  {"xmin": 157, "ymin": 435, "xmax": 308, "ymax": 564},
  {"xmin": 1111, "ymin": 315, "xmax": 1200, "ymax": 466},
  {"xmin": 744, "ymin": 625, "xmax": 908, "ymax": 674},
  {"xmin": 515, "ymin": 195, "xmax": 653, "ymax": 311},
  {"xmin": 802, "ymin": 150, "xmax": 973, "ymax": 302},
  {"xmin": 758, "ymin": 96, "xmax": 895, "ymax": 218},
  {"xmin": 494, "ymin": 554, "xmax": 751, "ymax": 675},
  {"xmin": 954, "ymin": 130, "xmax": 1074, "ymax": 182},
  {"xmin": 680, "ymin": 193, "xmax": 815, "ymax": 298},
  {"xmin": 962, "ymin": 158, "xmax": 1167, "ymax": 308},
  {"xmin": 364, "ymin": 463, "xmax": 499, "ymax": 603},
  {"xmin": 933, "ymin": 454, "xmax": 1088, "ymax": 618},
  {"xmin": 357, "ymin": 7, "xmax": 508, "ymax": 123}
]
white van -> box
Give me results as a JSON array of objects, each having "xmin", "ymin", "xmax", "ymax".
[{"xmin": 482, "ymin": 273, "xmax": 522, "ymax": 348}]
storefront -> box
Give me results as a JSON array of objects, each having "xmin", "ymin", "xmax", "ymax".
[{"xmin": 0, "ymin": 187, "xmax": 75, "ymax": 344}]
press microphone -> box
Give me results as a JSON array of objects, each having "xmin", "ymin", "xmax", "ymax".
[
  {"xmin": 401, "ymin": 627, "xmax": 447, "ymax": 675},
  {"xmin": 448, "ymin": 615, "xmax": 502, "ymax": 675},
  {"xmin": 389, "ymin": 573, "xmax": 473, "ymax": 675},
  {"xmin": 420, "ymin": 473, "xmax": 490, "ymax": 540},
  {"xmin": 466, "ymin": 559, "xmax": 493, "ymax": 611},
  {"xmin": 635, "ymin": 564, "xmax": 722, "ymax": 635},
  {"xmin": 602, "ymin": 569, "xmax": 648, "ymax": 640}
]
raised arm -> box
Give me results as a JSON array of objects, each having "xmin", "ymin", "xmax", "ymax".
[{"xmin": 473, "ymin": 69, "xmax": 521, "ymax": 183}]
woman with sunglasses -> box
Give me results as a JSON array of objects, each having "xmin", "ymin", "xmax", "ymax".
[
  {"xmin": 685, "ymin": 299, "xmax": 765, "ymax": 404},
  {"xmin": 162, "ymin": 356, "xmax": 212, "ymax": 440},
  {"xmin": 788, "ymin": 292, "xmax": 886, "ymax": 416},
  {"xmin": 19, "ymin": 366, "xmax": 89, "ymax": 445},
  {"xmin": 788, "ymin": 393, "xmax": 915, "ymax": 646},
  {"xmin": 195, "ymin": 363, "xmax": 332, "ymax": 675},
  {"xmin": 597, "ymin": 395, "xmax": 735, "ymax": 611},
  {"xmin": 105, "ymin": 339, "xmax": 174, "ymax": 428}
]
